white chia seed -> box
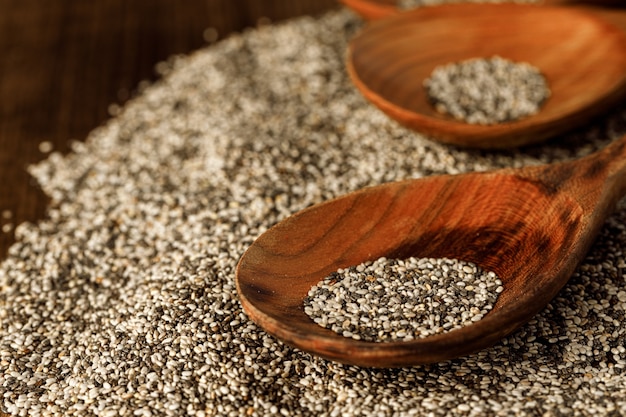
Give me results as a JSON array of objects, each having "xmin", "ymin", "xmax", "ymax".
[
  {"xmin": 424, "ymin": 56, "xmax": 550, "ymax": 125},
  {"xmin": 38, "ymin": 141, "xmax": 54, "ymax": 154},
  {"xmin": 304, "ymin": 257, "xmax": 502, "ymax": 341},
  {"xmin": 0, "ymin": 8, "xmax": 626, "ymax": 417}
]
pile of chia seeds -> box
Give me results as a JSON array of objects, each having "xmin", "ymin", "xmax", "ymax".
[
  {"xmin": 424, "ymin": 56, "xmax": 550, "ymax": 125},
  {"xmin": 304, "ymin": 257, "xmax": 502, "ymax": 341},
  {"xmin": 1, "ymin": 8, "xmax": 626, "ymax": 417}
]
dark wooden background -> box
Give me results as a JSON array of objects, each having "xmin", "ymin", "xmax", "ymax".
[{"xmin": 0, "ymin": 0, "xmax": 337, "ymax": 260}]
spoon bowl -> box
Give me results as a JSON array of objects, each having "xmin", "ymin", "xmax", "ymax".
[
  {"xmin": 347, "ymin": 3, "xmax": 626, "ymax": 148},
  {"xmin": 236, "ymin": 135, "xmax": 626, "ymax": 367}
]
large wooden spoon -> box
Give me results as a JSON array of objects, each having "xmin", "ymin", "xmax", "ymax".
[
  {"xmin": 346, "ymin": 3, "xmax": 626, "ymax": 148},
  {"xmin": 236, "ymin": 134, "xmax": 626, "ymax": 367}
]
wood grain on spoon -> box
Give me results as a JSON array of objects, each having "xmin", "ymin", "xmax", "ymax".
[
  {"xmin": 346, "ymin": 3, "xmax": 626, "ymax": 148},
  {"xmin": 236, "ymin": 135, "xmax": 626, "ymax": 367}
]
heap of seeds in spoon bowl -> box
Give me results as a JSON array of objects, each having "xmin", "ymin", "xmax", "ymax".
[
  {"xmin": 424, "ymin": 56, "xmax": 551, "ymax": 125},
  {"xmin": 304, "ymin": 257, "xmax": 503, "ymax": 341}
]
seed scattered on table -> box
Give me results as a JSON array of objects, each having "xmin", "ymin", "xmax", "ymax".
[
  {"xmin": 304, "ymin": 257, "xmax": 502, "ymax": 341},
  {"xmin": 424, "ymin": 56, "xmax": 550, "ymax": 125},
  {"xmin": 38, "ymin": 141, "xmax": 54, "ymax": 154}
]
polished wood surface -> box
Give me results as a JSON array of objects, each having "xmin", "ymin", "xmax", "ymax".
[
  {"xmin": 346, "ymin": 3, "xmax": 626, "ymax": 148},
  {"xmin": 236, "ymin": 134, "xmax": 626, "ymax": 367},
  {"xmin": 0, "ymin": 0, "xmax": 336, "ymax": 260}
]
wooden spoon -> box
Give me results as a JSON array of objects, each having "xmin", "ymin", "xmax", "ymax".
[
  {"xmin": 236, "ymin": 134, "xmax": 626, "ymax": 367},
  {"xmin": 346, "ymin": 3, "xmax": 626, "ymax": 148},
  {"xmin": 340, "ymin": 0, "xmax": 626, "ymax": 21}
]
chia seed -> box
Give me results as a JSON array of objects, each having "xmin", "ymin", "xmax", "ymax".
[
  {"xmin": 0, "ymin": 8, "xmax": 625, "ymax": 417},
  {"xmin": 424, "ymin": 56, "xmax": 550, "ymax": 125},
  {"xmin": 304, "ymin": 257, "xmax": 502, "ymax": 341},
  {"xmin": 38, "ymin": 141, "xmax": 54, "ymax": 154}
]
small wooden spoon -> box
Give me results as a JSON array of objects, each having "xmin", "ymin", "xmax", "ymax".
[
  {"xmin": 236, "ymin": 134, "xmax": 626, "ymax": 367},
  {"xmin": 346, "ymin": 3, "xmax": 626, "ymax": 148}
]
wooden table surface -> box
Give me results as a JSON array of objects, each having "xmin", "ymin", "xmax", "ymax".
[{"xmin": 0, "ymin": 0, "xmax": 336, "ymax": 261}]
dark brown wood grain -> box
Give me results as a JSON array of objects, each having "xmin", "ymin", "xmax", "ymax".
[
  {"xmin": 236, "ymin": 134, "xmax": 626, "ymax": 367},
  {"xmin": 0, "ymin": 0, "xmax": 336, "ymax": 260},
  {"xmin": 346, "ymin": 3, "xmax": 626, "ymax": 148}
]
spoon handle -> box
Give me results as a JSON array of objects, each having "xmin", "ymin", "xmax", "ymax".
[
  {"xmin": 575, "ymin": 5, "xmax": 626, "ymax": 33},
  {"xmin": 541, "ymin": 135, "xmax": 626, "ymax": 217},
  {"xmin": 546, "ymin": 0, "xmax": 626, "ymax": 5},
  {"xmin": 600, "ymin": 135, "xmax": 626, "ymax": 201}
]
